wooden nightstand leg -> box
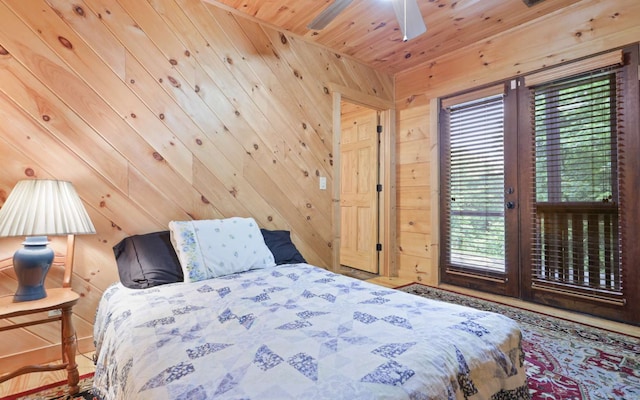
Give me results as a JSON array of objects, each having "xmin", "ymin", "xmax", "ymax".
[{"xmin": 61, "ymin": 306, "xmax": 79, "ymax": 395}]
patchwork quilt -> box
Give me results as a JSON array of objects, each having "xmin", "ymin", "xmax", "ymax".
[{"xmin": 93, "ymin": 264, "xmax": 530, "ymax": 399}]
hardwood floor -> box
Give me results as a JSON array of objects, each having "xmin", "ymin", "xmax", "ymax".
[
  {"xmin": 366, "ymin": 276, "xmax": 414, "ymax": 288},
  {"xmin": 340, "ymin": 265, "xmax": 415, "ymax": 288},
  {"xmin": 0, "ymin": 352, "xmax": 95, "ymax": 397}
]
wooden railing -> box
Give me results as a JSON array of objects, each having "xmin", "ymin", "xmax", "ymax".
[{"xmin": 532, "ymin": 202, "xmax": 621, "ymax": 297}]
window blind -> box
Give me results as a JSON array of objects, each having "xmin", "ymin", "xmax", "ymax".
[
  {"xmin": 528, "ymin": 67, "xmax": 624, "ymax": 303},
  {"xmin": 442, "ymin": 94, "xmax": 506, "ymax": 275}
]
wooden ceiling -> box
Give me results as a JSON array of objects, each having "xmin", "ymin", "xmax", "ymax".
[{"xmin": 208, "ymin": 0, "xmax": 582, "ymax": 74}]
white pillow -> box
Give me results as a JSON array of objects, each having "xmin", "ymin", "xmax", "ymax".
[{"xmin": 169, "ymin": 217, "xmax": 275, "ymax": 282}]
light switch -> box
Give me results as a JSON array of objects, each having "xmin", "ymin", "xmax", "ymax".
[{"xmin": 319, "ymin": 176, "xmax": 327, "ymax": 190}]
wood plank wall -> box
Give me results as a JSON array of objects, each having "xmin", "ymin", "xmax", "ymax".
[
  {"xmin": 0, "ymin": 0, "xmax": 393, "ymax": 371},
  {"xmin": 394, "ymin": 0, "xmax": 640, "ymax": 284}
]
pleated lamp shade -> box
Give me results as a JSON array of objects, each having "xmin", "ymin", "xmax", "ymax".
[
  {"xmin": 0, "ymin": 180, "xmax": 95, "ymax": 237},
  {"xmin": 0, "ymin": 179, "xmax": 95, "ymax": 301}
]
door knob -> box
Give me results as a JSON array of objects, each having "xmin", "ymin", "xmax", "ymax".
[{"xmin": 505, "ymin": 201, "xmax": 515, "ymax": 209}]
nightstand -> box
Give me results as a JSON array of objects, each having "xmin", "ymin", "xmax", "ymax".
[{"xmin": 0, "ymin": 235, "xmax": 81, "ymax": 395}]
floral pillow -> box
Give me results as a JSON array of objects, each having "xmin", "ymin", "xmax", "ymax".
[{"xmin": 169, "ymin": 217, "xmax": 276, "ymax": 282}]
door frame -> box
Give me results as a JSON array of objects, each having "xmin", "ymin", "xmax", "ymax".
[{"xmin": 330, "ymin": 84, "xmax": 396, "ymax": 277}]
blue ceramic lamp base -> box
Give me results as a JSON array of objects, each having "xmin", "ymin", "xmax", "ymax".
[{"xmin": 12, "ymin": 236, "xmax": 54, "ymax": 302}]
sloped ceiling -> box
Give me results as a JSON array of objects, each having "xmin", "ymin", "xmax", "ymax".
[{"xmin": 209, "ymin": 0, "xmax": 582, "ymax": 74}]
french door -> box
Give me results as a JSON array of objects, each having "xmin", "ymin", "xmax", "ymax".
[
  {"xmin": 439, "ymin": 84, "xmax": 519, "ymax": 297},
  {"xmin": 439, "ymin": 46, "xmax": 640, "ymax": 324}
]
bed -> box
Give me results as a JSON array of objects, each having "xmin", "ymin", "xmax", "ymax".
[{"xmin": 93, "ymin": 218, "xmax": 530, "ymax": 399}]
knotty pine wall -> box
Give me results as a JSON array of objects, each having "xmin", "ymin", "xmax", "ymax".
[
  {"xmin": 0, "ymin": 0, "xmax": 392, "ymax": 370},
  {"xmin": 394, "ymin": 0, "xmax": 640, "ymax": 284}
]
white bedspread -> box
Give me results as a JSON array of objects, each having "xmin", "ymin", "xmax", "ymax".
[{"xmin": 93, "ymin": 264, "xmax": 529, "ymax": 399}]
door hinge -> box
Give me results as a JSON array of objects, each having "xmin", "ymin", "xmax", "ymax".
[
  {"xmin": 376, "ymin": 243, "xmax": 382, "ymax": 252},
  {"xmin": 376, "ymin": 184, "xmax": 382, "ymax": 192},
  {"xmin": 377, "ymin": 125, "xmax": 382, "ymax": 133}
]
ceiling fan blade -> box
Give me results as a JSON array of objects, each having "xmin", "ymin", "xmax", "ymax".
[
  {"xmin": 307, "ymin": 0, "xmax": 353, "ymax": 30},
  {"xmin": 391, "ymin": 0, "xmax": 427, "ymax": 41}
]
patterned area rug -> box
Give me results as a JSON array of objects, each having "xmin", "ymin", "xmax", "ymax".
[
  {"xmin": 397, "ymin": 284, "xmax": 640, "ymax": 400},
  {"xmin": 1, "ymin": 373, "xmax": 95, "ymax": 400}
]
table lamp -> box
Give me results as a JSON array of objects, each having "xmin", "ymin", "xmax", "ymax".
[{"xmin": 0, "ymin": 179, "xmax": 95, "ymax": 302}]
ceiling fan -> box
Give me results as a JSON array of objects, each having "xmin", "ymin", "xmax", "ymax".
[{"xmin": 307, "ymin": 0, "xmax": 427, "ymax": 42}]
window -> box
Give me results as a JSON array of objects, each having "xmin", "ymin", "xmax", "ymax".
[{"xmin": 443, "ymin": 94, "xmax": 506, "ymax": 274}]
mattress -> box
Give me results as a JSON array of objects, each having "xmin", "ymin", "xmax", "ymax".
[{"xmin": 93, "ymin": 263, "xmax": 530, "ymax": 399}]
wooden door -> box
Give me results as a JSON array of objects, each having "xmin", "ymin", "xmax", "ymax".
[
  {"xmin": 517, "ymin": 54, "xmax": 639, "ymax": 323},
  {"xmin": 439, "ymin": 85, "xmax": 520, "ymax": 297},
  {"xmin": 340, "ymin": 104, "xmax": 379, "ymax": 273}
]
